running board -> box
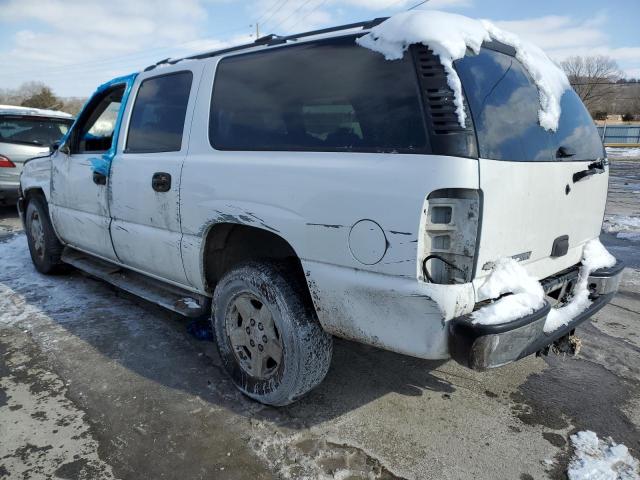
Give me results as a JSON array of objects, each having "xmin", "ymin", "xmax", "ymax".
[{"xmin": 62, "ymin": 248, "xmax": 210, "ymax": 318}]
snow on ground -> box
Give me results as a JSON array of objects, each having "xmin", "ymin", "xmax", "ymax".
[
  {"xmin": 0, "ymin": 235, "xmax": 140, "ymax": 334},
  {"xmin": 606, "ymin": 147, "xmax": 640, "ymax": 159},
  {"xmin": 471, "ymin": 257, "xmax": 545, "ymax": 326},
  {"xmin": 357, "ymin": 10, "xmax": 570, "ymax": 130},
  {"xmin": 568, "ymin": 431, "xmax": 640, "ymax": 480},
  {"xmin": 0, "ymin": 235, "xmax": 71, "ymax": 327},
  {"xmin": 604, "ymin": 214, "xmax": 640, "ymax": 242}
]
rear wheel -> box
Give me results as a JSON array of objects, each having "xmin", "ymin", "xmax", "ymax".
[
  {"xmin": 213, "ymin": 262, "xmax": 333, "ymax": 406},
  {"xmin": 25, "ymin": 196, "xmax": 67, "ymax": 274}
]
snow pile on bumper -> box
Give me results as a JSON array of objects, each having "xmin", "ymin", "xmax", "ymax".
[
  {"xmin": 471, "ymin": 239, "xmax": 616, "ymax": 331},
  {"xmin": 470, "ymin": 257, "xmax": 545, "ymax": 326},
  {"xmin": 544, "ymin": 239, "xmax": 616, "ymax": 333}
]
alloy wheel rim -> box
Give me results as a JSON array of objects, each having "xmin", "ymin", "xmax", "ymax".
[
  {"xmin": 30, "ymin": 211, "xmax": 45, "ymax": 260},
  {"xmin": 225, "ymin": 293, "xmax": 283, "ymax": 380}
]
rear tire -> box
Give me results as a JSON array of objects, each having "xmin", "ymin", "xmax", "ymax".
[
  {"xmin": 213, "ymin": 262, "xmax": 333, "ymax": 406},
  {"xmin": 25, "ymin": 196, "xmax": 67, "ymax": 274}
]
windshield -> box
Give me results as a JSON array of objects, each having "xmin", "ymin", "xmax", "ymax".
[
  {"xmin": 455, "ymin": 48, "xmax": 604, "ymax": 161},
  {"xmin": 0, "ymin": 116, "xmax": 73, "ymax": 147}
]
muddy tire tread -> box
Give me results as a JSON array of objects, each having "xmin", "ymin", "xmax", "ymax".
[{"xmin": 213, "ymin": 261, "xmax": 333, "ymax": 406}]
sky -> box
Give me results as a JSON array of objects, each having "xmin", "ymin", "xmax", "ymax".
[{"xmin": 0, "ymin": 0, "xmax": 639, "ymax": 98}]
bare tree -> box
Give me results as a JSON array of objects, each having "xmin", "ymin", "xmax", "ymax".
[
  {"xmin": 561, "ymin": 55, "xmax": 621, "ymax": 112},
  {"xmin": 0, "ymin": 81, "xmax": 86, "ymax": 114},
  {"xmin": 0, "ymin": 81, "xmax": 51, "ymax": 105}
]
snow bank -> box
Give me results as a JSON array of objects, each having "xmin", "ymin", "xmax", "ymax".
[
  {"xmin": 357, "ymin": 10, "xmax": 570, "ymax": 130},
  {"xmin": 568, "ymin": 430, "xmax": 639, "ymax": 480},
  {"xmin": 606, "ymin": 147, "xmax": 640, "ymax": 159},
  {"xmin": 603, "ymin": 214, "xmax": 640, "ymax": 242},
  {"xmin": 544, "ymin": 239, "xmax": 615, "ymax": 333},
  {"xmin": 471, "ymin": 258, "xmax": 545, "ymax": 326}
]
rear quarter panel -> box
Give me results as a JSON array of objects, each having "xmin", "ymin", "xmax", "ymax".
[{"xmin": 179, "ymin": 58, "xmax": 480, "ymax": 359}]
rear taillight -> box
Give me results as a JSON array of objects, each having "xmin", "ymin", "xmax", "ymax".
[
  {"xmin": 419, "ymin": 189, "xmax": 481, "ymax": 284},
  {"xmin": 0, "ymin": 155, "xmax": 16, "ymax": 168}
]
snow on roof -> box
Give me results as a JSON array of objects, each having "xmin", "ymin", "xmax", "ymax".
[
  {"xmin": 0, "ymin": 104, "xmax": 73, "ymax": 119},
  {"xmin": 356, "ymin": 10, "xmax": 570, "ymax": 131}
]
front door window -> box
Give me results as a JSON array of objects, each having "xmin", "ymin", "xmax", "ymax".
[{"xmin": 73, "ymin": 86, "xmax": 125, "ymax": 154}]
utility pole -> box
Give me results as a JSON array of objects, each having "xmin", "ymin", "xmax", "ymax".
[{"xmin": 255, "ymin": 22, "xmax": 260, "ymax": 39}]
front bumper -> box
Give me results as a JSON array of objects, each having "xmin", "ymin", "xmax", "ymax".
[{"xmin": 449, "ymin": 260, "xmax": 625, "ymax": 370}]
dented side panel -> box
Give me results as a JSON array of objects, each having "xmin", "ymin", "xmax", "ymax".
[
  {"xmin": 20, "ymin": 156, "xmax": 52, "ymax": 202},
  {"xmin": 303, "ymin": 260, "xmax": 475, "ymax": 359},
  {"xmin": 179, "ymin": 58, "xmax": 480, "ymax": 357},
  {"xmin": 108, "ymin": 63, "xmax": 205, "ymax": 285}
]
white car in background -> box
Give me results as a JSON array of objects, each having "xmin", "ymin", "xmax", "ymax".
[
  {"xmin": 0, "ymin": 105, "xmax": 73, "ymax": 205},
  {"xmin": 18, "ymin": 11, "xmax": 624, "ymax": 406}
]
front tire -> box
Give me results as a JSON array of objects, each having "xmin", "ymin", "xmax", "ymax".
[
  {"xmin": 25, "ymin": 196, "xmax": 66, "ymax": 274},
  {"xmin": 213, "ymin": 262, "xmax": 333, "ymax": 406}
]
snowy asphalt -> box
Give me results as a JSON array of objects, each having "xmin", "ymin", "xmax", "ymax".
[{"xmin": 1, "ymin": 159, "xmax": 639, "ymax": 479}]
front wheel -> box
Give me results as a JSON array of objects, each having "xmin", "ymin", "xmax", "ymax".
[
  {"xmin": 213, "ymin": 262, "xmax": 333, "ymax": 406},
  {"xmin": 25, "ymin": 196, "xmax": 67, "ymax": 274}
]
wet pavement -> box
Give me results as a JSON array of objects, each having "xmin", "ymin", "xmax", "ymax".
[{"xmin": 0, "ymin": 156, "xmax": 639, "ymax": 480}]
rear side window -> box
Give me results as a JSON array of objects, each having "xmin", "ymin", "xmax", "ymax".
[
  {"xmin": 455, "ymin": 49, "xmax": 604, "ymax": 161},
  {"xmin": 210, "ymin": 36, "xmax": 427, "ymax": 153},
  {"xmin": 126, "ymin": 71, "xmax": 193, "ymax": 153}
]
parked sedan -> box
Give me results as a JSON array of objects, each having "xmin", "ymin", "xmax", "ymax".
[{"xmin": 0, "ymin": 105, "xmax": 73, "ymax": 205}]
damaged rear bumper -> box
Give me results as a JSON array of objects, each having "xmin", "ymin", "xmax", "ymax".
[{"xmin": 449, "ymin": 260, "xmax": 625, "ymax": 370}]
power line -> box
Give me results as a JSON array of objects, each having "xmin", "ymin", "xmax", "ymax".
[
  {"xmin": 408, "ymin": 0, "xmax": 429, "ymax": 9},
  {"xmin": 258, "ymin": 0, "xmax": 291, "ymax": 28},
  {"xmin": 265, "ymin": 0, "xmax": 317, "ymax": 33},
  {"xmin": 283, "ymin": 0, "xmax": 330, "ymax": 33}
]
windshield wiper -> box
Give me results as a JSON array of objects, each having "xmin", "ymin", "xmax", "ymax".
[
  {"xmin": 572, "ymin": 158, "xmax": 607, "ymax": 183},
  {"xmin": 556, "ymin": 146, "xmax": 576, "ymax": 158}
]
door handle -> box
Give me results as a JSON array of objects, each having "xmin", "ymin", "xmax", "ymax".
[
  {"xmin": 93, "ymin": 171, "xmax": 107, "ymax": 185},
  {"xmin": 152, "ymin": 172, "xmax": 171, "ymax": 192}
]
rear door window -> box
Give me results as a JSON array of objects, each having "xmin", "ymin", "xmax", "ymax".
[
  {"xmin": 455, "ymin": 48, "xmax": 604, "ymax": 161},
  {"xmin": 209, "ymin": 36, "xmax": 427, "ymax": 153},
  {"xmin": 126, "ymin": 71, "xmax": 193, "ymax": 153}
]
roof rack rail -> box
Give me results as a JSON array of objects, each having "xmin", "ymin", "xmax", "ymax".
[{"xmin": 144, "ymin": 17, "xmax": 388, "ymax": 72}]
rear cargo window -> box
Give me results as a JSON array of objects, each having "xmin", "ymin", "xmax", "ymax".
[
  {"xmin": 455, "ymin": 49, "xmax": 604, "ymax": 161},
  {"xmin": 0, "ymin": 116, "xmax": 71, "ymax": 147},
  {"xmin": 209, "ymin": 36, "xmax": 427, "ymax": 153},
  {"xmin": 126, "ymin": 71, "xmax": 193, "ymax": 153}
]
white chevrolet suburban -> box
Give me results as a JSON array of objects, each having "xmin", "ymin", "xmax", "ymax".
[{"xmin": 19, "ymin": 12, "xmax": 623, "ymax": 406}]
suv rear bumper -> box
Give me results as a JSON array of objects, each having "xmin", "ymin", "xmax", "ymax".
[
  {"xmin": 0, "ymin": 186, "xmax": 19, "ymax": 206},
  {"xmin": 449, "ymin": 259, "xmax": 625, "ymax": 370},
  {"xmin": 17, "ymin": 195, "xmax": 26, "ymax": 225}
]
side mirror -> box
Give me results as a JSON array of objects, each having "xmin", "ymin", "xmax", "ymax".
[
  {"xmin": 59, "ymin": 143, "xmax": 71, "ymax": 155},
  {"xmin": 50, "ymin": 141, "xmax": 60, "ymax": 154}
]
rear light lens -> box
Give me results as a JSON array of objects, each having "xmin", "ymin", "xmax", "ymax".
[
  {"xmin": 419, "ymin": 189, "xmax": 481, "ymax": 284},
  {"xmin": 0, "ymin": 155, "xmax": 16, "ymax": 168}
]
